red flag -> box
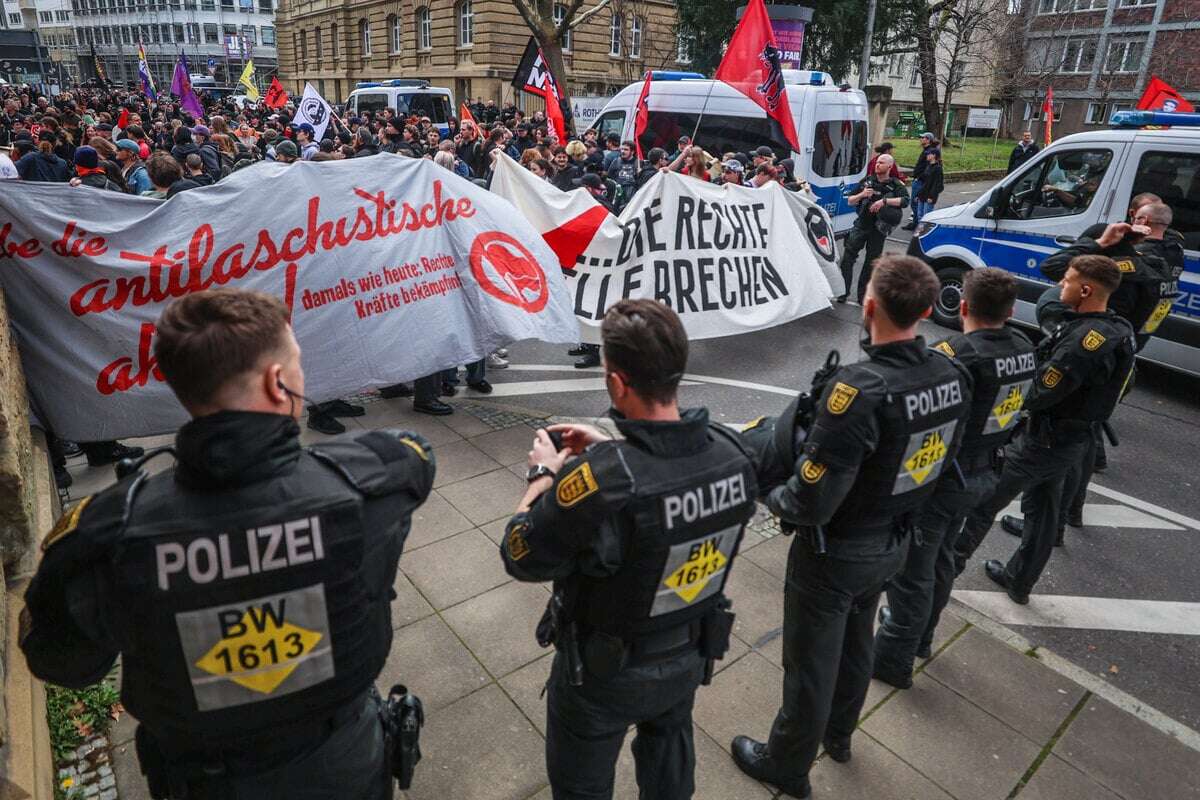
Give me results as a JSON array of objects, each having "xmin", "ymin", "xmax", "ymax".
[
  {"xmin": 264, "ymin": 77, "xmax": 289, "ymax": 110},
  {"xmin": 633, "ymin": 71, "xmax": 653, "ymax": 160},
  {"xmin": 1136, "ymin": 76, "xmax": 1195, "ymax": 113},
  {"xmin": 1042, "ymin": 87, "xmax": 1054, "ymax": 147},
  {"xmin": 511, "ymin": 38, "xmax": 567, "ymax": 141},
  {"xmin": 714, "ymin": 0, "xmax": 800, "ymax": 154},
  {"xmin": 460, "ymin": 102, "xmax": 477, "ymax": 126},
  {"xmin": 544, "ymin": 95, "xmax": 566, "ymax": 143},
  {"xmin": 116, "ymin": 108, "xmax": 129, "ymax": 130}
]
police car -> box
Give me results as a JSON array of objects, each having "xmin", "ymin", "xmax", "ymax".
[
  {"xmin": 909, "ymin": 110, "xmax": 1200, "ymax": 376},
  {"xmin": 593, "ymin": 71, "xmax": 869, "ymax": 233},
  {"xmin": 344, "ymin": 80, "xmax": 455, "ymax": 136}
]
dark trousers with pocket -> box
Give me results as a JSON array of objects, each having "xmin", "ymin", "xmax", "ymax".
[
  {"xmin": 546, "ymin": 648, "xmax": 707, "ymax": 800},
  {"xmin": 838, "ymin": 225, "xmax": 887, "ymax": 303},
  {"xmin": 767, "ymin": 528, "xmax": 903, "ymax": 776}
]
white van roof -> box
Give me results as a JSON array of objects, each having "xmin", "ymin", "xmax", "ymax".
[{"xmin": 1036, "ymin": 127, "xmax": 1200, "ymax": 150}]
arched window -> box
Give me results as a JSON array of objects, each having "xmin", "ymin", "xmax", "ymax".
[
  {"xmin": 331, "ymin": 22, "xmax": 339, "ymax": 58},
  {"xmin": 457, "ymin": 0, "xmax": 473, "ymax": 47},
  {"xmin": 314, "ymin": 26, "xmax": 322, "ymax": 59},
  {"xmin": 359, "ymin": 17, "xmax": 371, "ymax": 57},
  {"xmin": 389, "ymin": 13, "xmax": 401, "ymax": 53},
  {"xmin": 630, "ymin": 16, "xmax": 642, "ymax": 59},
  {"xmin": 609, "ymin": 12, "xmax": 622, "ymax": 56},
  {"xmin": 298, "ymin": 29, "xmax": 307, "ymax": 63},
  {"xmin": 416, "ymin": 6, "xmax": 431, "ymax": 50},
  {"xmin": 553, "ymin": 3, "xmax": 570, "ymax": 52}
]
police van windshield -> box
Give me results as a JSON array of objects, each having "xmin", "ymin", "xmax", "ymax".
[
  {"xmin": 636, "ymin": 111, "xmax": 794, "ymax": 160},
  {"xmin": 811, "ymin": 121, "xmax": 868, "ymax": 178},
  {"xmin": 355, "ymin": 93, "xmax": 390, "ymax": 114},
  {"xmin": 397, "ymin": 93, "xmax": 451, "ymax": 123},
  {"xmin": 1006, "ymin": 148, "xmax": 1113, "ymax": 219}
]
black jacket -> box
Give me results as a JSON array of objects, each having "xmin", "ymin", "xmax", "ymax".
[
  {"xmin": 16, "ymin": 150, "xmax": 72, "ymax": 182},
  {"xmin": 1008, "ymin": 142, "xmax": 1040, "ymax": 174},
  {"xmin": 918, "ymin": 164, "xmax": 944, "ymax": 203}
]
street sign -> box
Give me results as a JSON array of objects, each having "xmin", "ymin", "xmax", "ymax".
[{"xmin": 967, "ymin": 107, "xmax": 1002, "ymax": 129}]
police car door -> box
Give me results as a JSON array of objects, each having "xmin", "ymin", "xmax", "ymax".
[
  {"xmin": 809, "ymin": 93, "xmax": 869, "ymax": 234},
  {"xmin": 979, "ymin": 142, "xmax": 1125, "ymax": 323}
]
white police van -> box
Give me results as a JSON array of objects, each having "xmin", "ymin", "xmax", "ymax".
[
  {"xmin": 344, "ymin": 80, "xmax": 455, "ymax": 135},
  {"xmin": 593, "ymin": 71, "xmax": 869, "ymax": 233},
  {"xmin": 909, "ymin": 110, "xmax": 1200, "ymax": 376}
]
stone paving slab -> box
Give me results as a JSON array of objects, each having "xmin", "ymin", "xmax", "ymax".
[{"xmin": 1015, "ymin": 754, "xmax": 1124, "ymax": 800}]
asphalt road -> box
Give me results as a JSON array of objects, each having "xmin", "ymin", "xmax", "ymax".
[{"xmin": 479, "ymin": 181, "xmax": 1200, "ymax": 730}]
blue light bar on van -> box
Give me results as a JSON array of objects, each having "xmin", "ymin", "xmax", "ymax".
[
  {"xmin": 809, "ymin": 71, "xmax": 825, "ymax": 85},
  {"xmin": 356, "ymin": 82, "xmax": 382, "ymax": 88},
  {"xmin": 1110, "ymin": 110, "xmax": 1200, "ymax": 128},
  {"xmin": 649, "ymin": 71, "xmax": 706, "ymax": 81}
]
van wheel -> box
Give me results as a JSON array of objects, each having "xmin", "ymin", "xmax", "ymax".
[{"xmin": 933, "ymin": 265, "xmax": 967, "ymax": 330}]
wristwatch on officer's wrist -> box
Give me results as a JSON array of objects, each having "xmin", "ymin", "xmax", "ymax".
[{"xmin": 526, "ymin": 463, "xmax": 556, "ymax": 483}]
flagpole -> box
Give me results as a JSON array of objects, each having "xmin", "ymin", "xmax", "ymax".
[{"xmin": 690, "ymin": 78, "xmax": 717, "ymax": 146}]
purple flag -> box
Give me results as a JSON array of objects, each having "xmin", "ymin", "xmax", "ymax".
[{"xmin": 170, "ymin": 54, "xmax": 204, "ymax": 118}]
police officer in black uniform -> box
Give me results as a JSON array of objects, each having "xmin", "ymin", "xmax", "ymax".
[
  {"xmin": 873, "ymin": 268, "xmax": 1036, "ymax": 689},
  {"xmin": 499, "ymin": 299, "xmax": 757, "ymax": 800},
  {"xmin": 732, "ymin": 256, "xmax": 970, "ymax": 799},
  {"xmin": 20, "ymin": 289, "xmax": 435, "ymax": 799},
  {"xmin": 959, "ymin": 255, "xmax": 1135, "ymax": 604},
  {"xmin": 999, "ymin": 201, "xmax": 1176, "ymax": 541},
  {"xmin": 837, "ymin": 154, "xmax": 910, "ymax": 304}
]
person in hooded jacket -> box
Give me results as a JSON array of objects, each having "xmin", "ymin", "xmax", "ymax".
[
  {"xmin": 171, "ymin": 127, "xmax": 201, "ymax": 169},
  {"xmin": 15, "ymin": 130, "xmax": 72, "ymax": 182}
]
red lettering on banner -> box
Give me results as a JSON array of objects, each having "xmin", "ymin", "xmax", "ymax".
[
  {"xmin": 0, "ymin": 223, "xmax": 44, "ymax": 260},
  {"xmin": 96, "ymin": 322, "xmax": 164, "ymax": 395},
  {"xmin": 52, "ymin": 221, "xmax": 108, "ymax": 259},
  {"xmin": 67, "ymin": 181, "xmax": 476, "ymax": 320}
]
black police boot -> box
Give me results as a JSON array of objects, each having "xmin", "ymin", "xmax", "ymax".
[
  {"xmin": 872, "ymin": 659, "xmax": 914, "ymax": 690},
  {"xmin": 61, "ymin": 440, "xmax": 83, "ymax": 458},
  {"xmin": 1067, "ymin": 508, "xmax": 1084, "ymax": 528},
  {"xmin": 901, "ymin": 221, "xmax": 917, "ymax": 231},
  {"xmin": 468, "ymin": 380, "xmax": 493, "ymax": 394},
  {"xmin": 84, "ymin": 441, "xmax": 145, "ymax": 467},
  {"xmin": 730, "ymin": 737, "xmax": 812, "ymax": 799},
  {"xmin": 984, "ymin": 560, "xmax": 1029, "ymax": 605},
  {"xmin": 306, "ymin": 409, "xmax": 345, "ymax": 435},
  {"xmin": 574, "ymin": 351, "xmax": 601, "ymax": 369},
  {"xmin": 1055, "ymin": 529, "xmax": 1066, "ymax": 548},
  {"xmin": 1000, "ymin": 515, "xmax": 1024, "ymax": 537},
  {"xmin": 379, "ymin": 383, "xmax": 413, "ymax": 399},
  {"xmin": 54, "ymin": 464, "xmax": 73, "ymax": 489},
  {"xmin": 567, "ymin": 345, "xmax": 590, "ymax": 356},
  {"xmin": 414, "ymin": 399, "xmax": 454, "ymax": 416},
  {"xmin": 320, "ymin": 399, "xmax": 366, "ymax": 417},
  {"xmin": 823, "ymin": 734, "xmax": 852, "ymax": 764},
  {"xmin": 1093, "ymin": 449, "xmax": 1108, "ymax": 472},
  {"xmin": 917, "ymin": 640, "xmax": 933, "ymax": 660},
  {"xmin": 440, "ymin": 382, "xmax": 458, "ymax": 397}
]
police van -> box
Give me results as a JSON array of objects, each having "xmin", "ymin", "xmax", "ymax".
[
  {"xmin": 908, "ymin": 110, "xmax": 1200, "ymax": 376},
  {"xmin": 593, "ymin": 71, "xmax": 869, "ymax": 233},
  {"xmin": 344, "ymin": 80, "xmax": 455, "ymax": 135}
]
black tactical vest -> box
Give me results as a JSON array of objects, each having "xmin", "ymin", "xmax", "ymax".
[
  {"xmin": 828, "ymin": 349, "xmax": 971, "ymax": 528},
  {"xmin": 1133, "ymin": 237, "xmax": 1185, "ymax": 341},
  {"xmin": 1109, "ymin": 251, "xmax": 1174, "ymax": 344},
  {"xmin": 934, "ymin": 328, "xmax": 1037, "ymax": 457},
  {"xmin": 1037, "ymin": 314, "xmax": 1136, "ymax": 423},
  {"xmin": 577, "ymin": 426, "xmax": 757, "ymax": 639},
  {"xmin": 102, "ymin": 453, "xmax": 391, "ymax": 746}
]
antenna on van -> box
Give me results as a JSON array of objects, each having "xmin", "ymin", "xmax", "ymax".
[{"xmin": 690, "ymin": 81, "xmax": 718, "ymax": 146}]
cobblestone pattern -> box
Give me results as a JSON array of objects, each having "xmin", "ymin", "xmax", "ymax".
[
  {"xmin": 57, "ymin": 734, "xmax": 118, "ymax": 800},
  {"xmin": 455, "ymin": 401, "xmax": 550, "ymax": 430},
  {"xmin": 747, "ymin": 503, "xmax": 783, "ymax": 539}
]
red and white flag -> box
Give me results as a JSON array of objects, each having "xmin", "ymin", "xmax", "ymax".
[
  {"xmin": 1136, "ymin": 76, "xmax": 1194, "ymax": 114},
  {"xmin": 714, "ymin": 0, "xmax": 800, "ymax": 154},
  {"xmin": 633, "ymin": 71, "xmax": 653, "ymax": 160}
]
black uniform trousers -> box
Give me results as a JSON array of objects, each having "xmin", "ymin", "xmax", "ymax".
[
  {"xmin": 838, "ymin": 225, "xmax": 887, "ymax": 303},
  {"xmin": 959, "ymin": 431, "xmax": 1089, "ymax": 595},
  {"xmin": 546, "ymin": 648, "xmax": 706, "ymax": 800},
  {"xmin": 767, "ymin": 527, "xmax": 903, "ymax": 774},
  {"xmin": 875, "ymin": 463, "xmax": 998, "ymax": 676}
]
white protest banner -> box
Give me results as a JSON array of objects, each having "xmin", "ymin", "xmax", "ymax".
[
  {"xmin": 490, "ymin": 153, "xmax": 842, "ymax": 343},
  {"xmin": 295, "ymin": 82, "xmax": 333, "ymax": 141},
  {"xmin": 0, "ymin": 156, "xmax": 578, "ymax": 441}
]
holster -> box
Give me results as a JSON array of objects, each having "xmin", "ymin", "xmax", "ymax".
[
  {"xmin": 699, "ymin": 599, "xmax": 736, "ymax": 686},
  {"xmin": 538, "ymin": 590, "xmax": 583, "ymax": 686},
  {"xmin": 582, "ymin": 630, "xmax": 628, "ymax": 682},
  {"xmin": 379, "ymin": 684, "xmax": 424, "ymax": 791}
]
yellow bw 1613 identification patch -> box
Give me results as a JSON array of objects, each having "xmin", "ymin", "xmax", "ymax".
[
  {"xmin": 800, "ymin": 460, "xmax": 827, "ymax": 483},
  {"xmin": 42, "ymin": 496, "xmax": 92, "ymax": 551},
  {"xmin": 827, "ymin": 382, "xmax": 859, "ymax": 415},
  {"xmin": 934, "ymin": 341, "xmax": 956, "ymax": 357},
  {"xmin": 557, "ymin": 462, "xmax": 599, "ymax": 508},
  {"xmin": 506, "ymin": 525, "xmax": 530, "ymax": 561},
  {"xmin": 1082, "ymin": 330, "xmax": 1106, "ymax": 351},
  {"xmin": 1042, "ymin": 367, "xmax": 1063, "ymax": 388},
  {"xmin": 1115, "ymin": 259, "xmax": 1136, "ymax": 273}
]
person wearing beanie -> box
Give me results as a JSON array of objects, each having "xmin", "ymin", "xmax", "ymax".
[
  {"xmin": 274, "ymin": 139, "xmax": 299, "ymax": 163},
  {"xmin": 191, "ymin": 123, "xmax": 223, "ymax": 181},
  {"xmin": 71, "ymin": 146, "xmax": 123, "ymax": 192}
]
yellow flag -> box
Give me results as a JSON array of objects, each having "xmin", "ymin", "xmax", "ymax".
[{"xmin": 238, "ymin": 61, "xmax": 260, "ymax": 101}]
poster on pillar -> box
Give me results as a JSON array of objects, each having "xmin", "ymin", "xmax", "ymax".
[{"xmin": 490, "ymin": 153, "xmax": 842, "ymax": 343}]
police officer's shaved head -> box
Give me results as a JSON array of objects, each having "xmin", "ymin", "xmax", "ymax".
[
  {"xmin": 963, "ymin": 268, "xmax": 1018, "ymax": 324},
  {"xmin": 156, "ymin": 288, "xmax": 295, "ymax": 411},
  {"xmin": 601, "ymin": 299, "xmax": 688, "ymax": 405},
  {"xmin": 1067, "ymin": 254, "xmax": 1121, "ymax": 295},
  {"xmin": 868, "ymin": 255, "xmax": 939, "ymax": 328},
  {"xmin": 1136, "ymin": 202, "xmax": 1173, "ymax": 228}
]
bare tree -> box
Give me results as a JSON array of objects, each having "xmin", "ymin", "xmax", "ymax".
[{"xmin": 931, "ymin": 0, "xmax": 1013, "ymax": 137}]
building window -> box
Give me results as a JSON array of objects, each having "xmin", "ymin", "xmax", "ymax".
[
  {"xmin": 261, "ymin": 25, "xmax": 274, "ymax": 45},
  {"xmin": 313, "ymin": 26, "xmax": 321, "ymax": 57},
  {"xmin": 258, "ymin": 0, "xmax": 270, "ymax": 10},
  {"xmin": 299, "ymin": 30, "xmax": 308, "ymax": 63},
  {"xmin": 173, "ymin": 23, "xmax": 183, "ymax": 41},
  {"xmin": 630, "ymin": 16, "xmax": 642, "ymax": 59},
  {"xmin": 203, "ymin": 22, "xmax": 219, "ymax": 43},
  {"xmin": 1059, "ymin": 38, "xmax": 1097, "ymax": 73},
  {"xmin": 1085, "ymin": 102, "xmax": 1109, "ymax": 124},
  {"xmin": 610, "ymin": 12, "xmax": 622, "ymax": 56},
  {"xmin": 1039, "ymin": 0, "xmax": 1108, "ymax": 10},
  {"xmin": 201, "ymin": 0, "xmax": 214, "ymax": 10},
  {"xmin": 187, "ymin": 22, "xmax": 199, "ymax": 42},
  {"xmin": 457, "ymin": 1, "xmax": 473, "ymax": 47},
  {"xmin": 160, "ymin": 23, "xmax": 171, "ymax": 41},
  {"xmin": 242, "ymin": 24, "xmax": 255, "ymax": 45},
  {"xmin": 7, "ymin": 12, "xmax": 20, "ymax": 24},
  {"xmin": 676, "ymin": 31, "xmax": 694, "ymax": 64},
  {"xmin": 39, "ymin": 11, "xmax": 53, "ymax": 22},
  {"xmin": 389, "ymin": 14, "xmax": 401, "ymax": 53},
  {"xmin": 330, "ymin": 23, "xmax": 338, "ymax": 57},
  {"xmin": 416, "ymin": 7, "xmax": 431, "ymax": 50},
  {"xmin": 360, "ymin": 18, "xmax": 371, "ymax": 57},
  {"xmin": 1105, "ymin": 39, "xmax": 1145, "ymax": 72},
  {"xmin": 1118, "ymin": 0, "xmax": 1155, "ymax": 5},
  {"xmin": 57, "ymin": 9, "xmax": 70, "ymax": 20},
  {"xmin": 221, "ymin": 0, "xmax": 232, "ymax": 8},
  {"xmin": 553, "ymin": 3, "xmax": 571, "ymax": 52}
]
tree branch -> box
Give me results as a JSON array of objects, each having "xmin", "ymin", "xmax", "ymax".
[
  {"xmin": 511, "ymin": 0, "xmax": 544, "ymax": 35},
  {"xmin": 568, "ymin": 0, "xmax": 614, "ymax": 30}
]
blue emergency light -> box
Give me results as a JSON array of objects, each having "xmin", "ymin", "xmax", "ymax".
[
  {"xmin": 1110, "ymin": 110, "xmax": 1200, "ymax": 128},
  {"xmin": 649, "ymin": 71, "xmax": 706, "ymax": 81},
  {"xmin": 356, "ymin": 82, "xmax": 382, "ymax": 88}
]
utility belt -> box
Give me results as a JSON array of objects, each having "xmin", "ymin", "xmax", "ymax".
[
  {"xmin": 135, "ymin": 693, "xmax": 372, "ymax": 798},
  {"xmin": 1028, "ymin": 415, "xmax": 1095, "ymax": 446},
  {"xmin": 955, "ymin": 446, "xmax": 1003, "ymax": 475},
  {"xmin": 792, "ymin": 515, "xmax": 910, "ymax": 556}
]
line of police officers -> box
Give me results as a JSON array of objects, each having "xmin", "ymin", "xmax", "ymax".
[{"xmin": 19, "ymin": 205, "xmax": 1174, "ymax": 797}]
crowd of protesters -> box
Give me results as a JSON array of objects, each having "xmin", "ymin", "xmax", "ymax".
[{"xmin": 0, "ymin": 81, "xmax": 820, "ymax": 478}]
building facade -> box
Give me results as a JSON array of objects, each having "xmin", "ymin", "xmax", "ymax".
[
  {"xmin": 275, "ymin": 0, "xmax": 688, "ymax": 106},
  {"xmin": 1010, "ymin": 0, "xmax": 1200, "ymax": 138},
  {"xmin": 2, "ymin": 0, "xmax": 77, "ymax": 85},
  {"xmin": 59, "ymin": 0, "xmax": 279, "ymax": 91}
]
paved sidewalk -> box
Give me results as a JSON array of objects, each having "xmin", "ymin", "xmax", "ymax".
[{"xmin": 60, "ymin": 394, "xmax": 1200, "ymax": 800}]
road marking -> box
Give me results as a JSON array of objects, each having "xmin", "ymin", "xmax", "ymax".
[
  {"xmin": 953, "ymin": 591, "xmax": 1200, "ymax": 636},
  {"xmin": 1085, "ymin": 484, "xmax": 1200, "ymax": 532},
  {"xmin": 999, "ymin": 502, "xmax": 1184, "ymax": 531}
]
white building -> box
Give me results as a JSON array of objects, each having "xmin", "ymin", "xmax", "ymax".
[
  {"xmin": 2, "ymin": 0, "xmax": 76, "ymax": 85},
  {"xmin": 3, "ymin": 0, "xmax": 278, "ymax": 89}
]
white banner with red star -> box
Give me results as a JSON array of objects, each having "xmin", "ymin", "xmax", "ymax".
[
  {"xmin": 0, "ymin": 156, "xmax": 578, "ymax": 440},
  {"xmin": 490, "ymin": 153, "xmax": 841, "ymax": 344}
]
